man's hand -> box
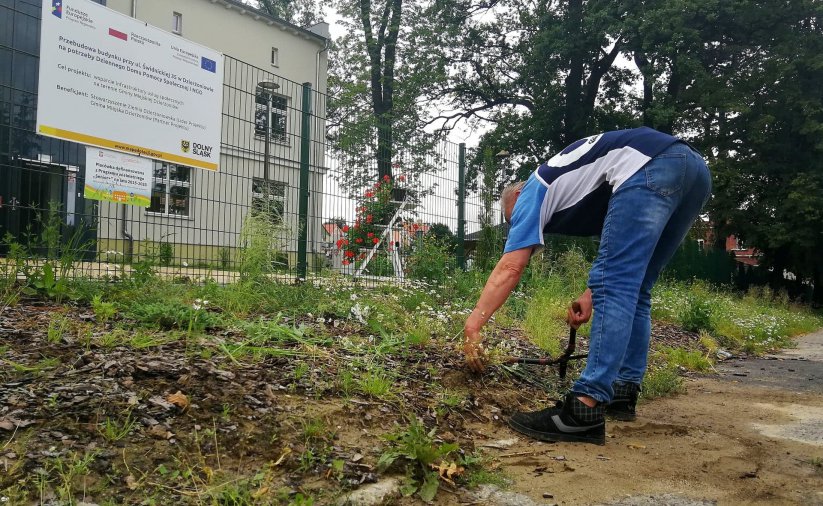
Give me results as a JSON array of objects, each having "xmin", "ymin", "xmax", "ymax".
[
  {"xmin": 463, "ymin": 326, "xmax": 486, "ymax": 373},
  {"xmin": 567, "ymin": 288, "xmax": 593, "ymax": 329}
]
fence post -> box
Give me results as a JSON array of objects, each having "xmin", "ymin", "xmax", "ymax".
[
  {"xmin": 297, "ymin": 82, "xmax": 312, "ymax": 281},
  {"xmin": 456, "ymin": 143, "xmax": 466, "ymax": 271}
]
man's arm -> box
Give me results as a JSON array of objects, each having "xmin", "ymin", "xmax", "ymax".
[{"xmin": 463, "ymin": 248, "xmax": 532, "ymax": 372}]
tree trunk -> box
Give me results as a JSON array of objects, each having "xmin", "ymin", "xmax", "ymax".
[
  {"xmin": 634, "ymin": 52, "xmax": 654, "ymax": 127},
  {"xmin": 376, "ymin": 111, "xmax": 393, "ymax": 180},
  {"xmin": 563, "ymin": 0, "xmax": 585, "ymax": 144},
  {"xmin": 361, "ymin": 0, "xmax": 401, "ymax": 182}
]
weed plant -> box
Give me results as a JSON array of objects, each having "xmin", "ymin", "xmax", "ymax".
[
  {"xmin": 378, "ymin": 417, "xmax": 459, "ymax": 502},
  {"xmin": 47, "ymin": 315, "xmax": 69, "ymax": 344},
  {"xmin": 91, "ymin": 295, "xmax": 117, "ymax": 323},
  {"xmin": 357, "ymin": 366, "xmax": 395, "ymax": 398},
  {"xmin": 641, "ymin": 363, "xmax": 684, "ymax": 399},
  {"xmin": 99, "ymin": 414, "xmax": 136, "ymax": 442}
]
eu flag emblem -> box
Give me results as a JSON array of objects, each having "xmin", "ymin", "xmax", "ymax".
[
  {"xmin": 201, "ymin": 57, "xmax": 217, "ymax": 73},
  {"xmin": 52, "ymin": 0, "xmax": 62, "ymax": 18}
]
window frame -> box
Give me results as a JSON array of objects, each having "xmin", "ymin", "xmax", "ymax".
[
  {"xmin": 147, "ymin": 162, "xmax": 193, "ymax": 218},
  {"xmin": 254, "ymin": 90, "xmax": 289, "ymax": 143},
  {"xmin": 271, "ymin": 47, "xmax": 279, "ymax": 68},
  {"xmin": 172, "ymin": 12, "xmax": 183, "ymax": 35}
]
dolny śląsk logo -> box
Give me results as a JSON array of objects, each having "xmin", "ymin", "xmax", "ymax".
[{"xmin": 181, "ymin": 140, "xmax": 190, "ymax": 153}]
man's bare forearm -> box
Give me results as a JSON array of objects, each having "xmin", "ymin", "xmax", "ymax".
[{"xmin": 464, "ymin": 249, "xmax": 531, "ymax": 334}]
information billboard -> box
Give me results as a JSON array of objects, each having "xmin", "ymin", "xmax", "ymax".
[
  {"xmin": 37, "ymin": 0, "xmax": 223, "ymax": 171},
  {"xmin": 84, "ymin": 148, "xmax": 153, "ymax": 207}
]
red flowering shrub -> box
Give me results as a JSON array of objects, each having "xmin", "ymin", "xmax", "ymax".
[{"xmin": 337, "ymin": 175, "xmax": 402, "ymax": 266}]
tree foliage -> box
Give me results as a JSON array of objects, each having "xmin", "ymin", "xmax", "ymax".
[
  {"xmin": 329, "ymin": 0, "xmax": 444, "ymax": 197},
  {"xmin": 329, "ymin": 0, "xmax": 823, "ymax": 299},
  {"xmin": 253, "ymin": 0, "xmax": 323, "ymax": 27}
]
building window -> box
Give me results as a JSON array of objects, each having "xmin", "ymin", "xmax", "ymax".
[
  {"xmin": 271, "ymin": 47, "xmax": 279, "ymax": 67},
  {"xmin": 254, "ymin": 89, "xmax": 288, "ymax": 142},
  {"xmin": 172, "ymin": 12, "xmax": 183, "ymax": 35},
  {"xmin": 697, "ymin": 239, "xmax": 705, "ymax": 251},
  {"xmin": 148, "ymin": 163, "xmax": 191, "ymax": 217},
  {"xmin": 251, "ymin": 178, "xmax": 286, "ymax": 224},
  {"xmin": 91, "ymin": 0, "xmax": 107, "ymax": 5}
]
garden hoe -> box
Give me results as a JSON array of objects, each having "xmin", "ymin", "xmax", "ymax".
[{"xmin": 505, "ymin": 326, "xmax": 587, "ymax": 379}]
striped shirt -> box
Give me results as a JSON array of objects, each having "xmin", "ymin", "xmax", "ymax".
[{"xmin": 504, "ymin": 127, "xmax": 681, "ymax": 254}]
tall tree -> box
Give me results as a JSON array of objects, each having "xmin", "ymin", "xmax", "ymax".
[
  {"xmin": 330, "ymin": 0, "xmax": 442, "ymax": 195},
  {"xmin": 420, "ymin": 0, "xmax": 636, "ymax": 191},
  {"xmin": 705, "ymin": 0, "xmax": 823, "ymax": 302},
  {"xmin": 254, "ymin": 0, "xmax": 322, "ymax": 27}
]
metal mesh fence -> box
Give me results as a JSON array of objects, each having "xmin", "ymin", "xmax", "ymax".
[{"xmin": 1, "ymin": 49, "xmax": 500, "ymax": 285}]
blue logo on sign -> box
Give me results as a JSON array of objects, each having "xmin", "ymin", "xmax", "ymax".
[
  {"xmin": 200, "ymin": 57, "xmax": 216, "ymax": 73},
  {"xmin": 52, "ymin": 0, "xmax": 62, "ymax": 18}
]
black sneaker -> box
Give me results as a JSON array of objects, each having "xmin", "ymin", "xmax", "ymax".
[
  {"xmin": 508, "ymin": 393, "xmax": 605, "ymax": 445},
  {"xmin": 606, "ymin": 382, "xmax": 640, "ymax": 421}
]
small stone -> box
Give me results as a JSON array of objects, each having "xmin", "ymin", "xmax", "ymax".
[
  {"xmin": 337, "ymin": 478, "xmax": 400, "ymax": 506},
  {"xmin": 543, "ymin": 492, "xmax": 554, "ymax": 499}
]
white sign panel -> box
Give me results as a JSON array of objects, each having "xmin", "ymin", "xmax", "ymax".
[
  {"xmin": 84, "ymin": 148, "xmax": 153, "ymax": 207},
  {"xmin": 37, "ymin": 0, "xmax": 223, "ymax": 171}
]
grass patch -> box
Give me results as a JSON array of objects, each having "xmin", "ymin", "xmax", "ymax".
[
  {"xmin": 653, "ymin": 280, "xmax": 822, "ymax": 354},
  {"xmin": 46, "ymin": 315, "xmax": 69, "ymax": 344},
  {"xmin": 9, "ymin": 357, "xmax": 60, "ymax": 374},
  {"xmin": 521, "ymin": 284, "xmax": 567, "ymax": 357},
  {"xmin": 465, "ymin": 468, "xmax": 510, "ymax": 489},
  {"xmin": 659, "ymin": 346, "xmax": 713, "ymax": 372},
  {"xmin": 357, "ymin": 366, "xmax": 394, "ymax": 399},
  {"xmin": 641, "ymin": 364, "xmax": 684, "ymax": 400},
  {"xmin": 99, "ymin": 413, "xmax": 136, "ymax": 442}
]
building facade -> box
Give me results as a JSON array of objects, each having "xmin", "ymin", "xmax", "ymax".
[{"xmin": 0, "ymin": 0, "xmax": 329, "ymax": 272}]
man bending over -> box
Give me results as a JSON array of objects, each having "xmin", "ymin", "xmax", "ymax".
[{"xmin": 462, "ymin": 127, "xmax": 711, "ymax": 445}]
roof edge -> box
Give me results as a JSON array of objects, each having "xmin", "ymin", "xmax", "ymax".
[{"xmin": 212, "ymin": 0, "xmax": 329, "ymax": 45}]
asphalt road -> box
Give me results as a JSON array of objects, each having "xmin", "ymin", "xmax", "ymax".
[{"xmin": 716, "ymin": 329, "xmax": 823, "ymax": 393}]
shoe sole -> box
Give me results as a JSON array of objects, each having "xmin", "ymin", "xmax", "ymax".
[{"xmin": 507, "ymin": 418, "xmax": 605, "ymax": 445}]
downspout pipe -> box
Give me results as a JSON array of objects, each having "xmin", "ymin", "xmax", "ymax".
[
  {"xmin": 131, "ymin": 0, "xmax": 137, "ymax": 17},
  {"xmin": 315, "ymin": 36, "xmax": 329, "ymax": 93},
  {"xmin": 121, "ymin": 204, "xmax": 134, "ymax": 263}
]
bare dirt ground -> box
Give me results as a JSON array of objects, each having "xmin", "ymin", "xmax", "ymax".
[{"xmin": 468, "ymin": 330, "xmax": 823, "ymax": 506}]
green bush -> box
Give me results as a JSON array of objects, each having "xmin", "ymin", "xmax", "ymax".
[
  {"xmin": 365, "ymin": 250, "xmax": 394, "ymax": 277},
  {"xmin": 219, "ymin": 247, "xmax": 232, "ymax": 269},
  {"xmin": 642, "ymin": 364, "xmax": 684, "ymax": 399},
  {"xmin": 679, "ymin": 295, "xmax": 714, "ymax": 333},
  {"xmin": 158, "ymin": 242, "xmax": 174, "ymax": 267},
  {"xmin": 407, "ymin": 235, "xmax": 455, "ymax": 283}
]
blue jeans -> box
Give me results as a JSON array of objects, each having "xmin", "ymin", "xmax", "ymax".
[{"xmin": 572, "ymin": 142, "xmax": 711, "ymax": 403}]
